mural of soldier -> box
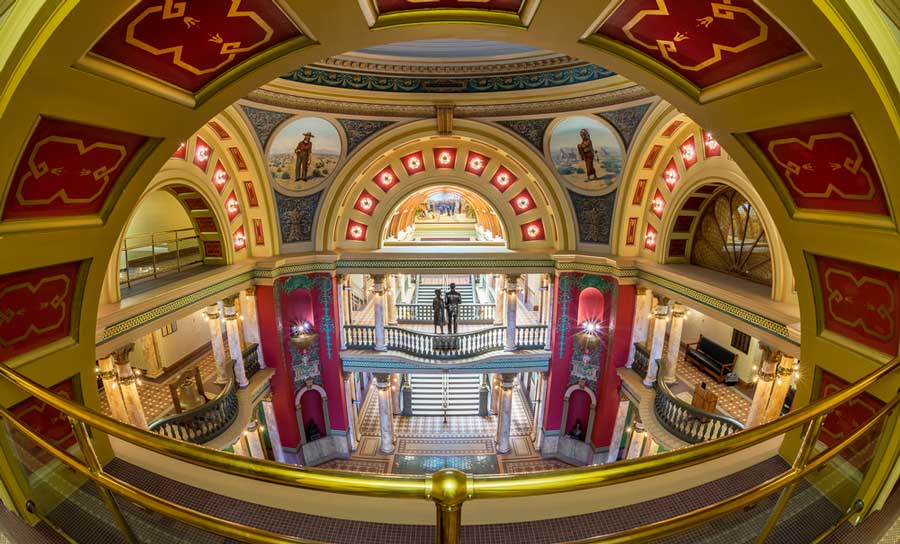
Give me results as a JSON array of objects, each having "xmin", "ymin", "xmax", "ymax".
[{"xmin": 294, "ymin": 132, "xmax": 314, "ymax": 181}]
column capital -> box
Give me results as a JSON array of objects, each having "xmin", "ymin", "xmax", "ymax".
[
  {"xmin": 637, "ymin": 286, "xmax": 650, "ymax": 295},
  {"xmin": 670, "ymin": 303, "xmax": 685, "ymax": 318},
  {"xmin": 244, "ymin": 286, "xmax": 256, "ymax": 297},
  {"xmin": 500, "ymin": 373, "xmax": 517, "ymax": 388},
  {"xmin": 205, "ymin": 305, "xmax": 221, "ymax": 318},
  {"xmin": 247, "ymin": 420, "xmax": 258, "ymax": 433},
  {"xmin": 776, "ymin": 357, "xmax": 797, "ymax": 377},
  {"xmin": 110, "ymin": 343, "xmax": 134, "ymax": 364},
  {"xmin": 222, "ymin": 294, "xmax": 239, "ymax": 308},
  {"xmin": 373, "ymin": 373, "xmax": 391, "ymax": 387}
]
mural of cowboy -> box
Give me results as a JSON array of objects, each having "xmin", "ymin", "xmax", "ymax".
[
  {"xmin": 294, "ymin": 131, "xmax": 314, "ymax": 181},
  {"xmin": 577, "ymin": 128, "xmax": 598, "ymax": 181}
]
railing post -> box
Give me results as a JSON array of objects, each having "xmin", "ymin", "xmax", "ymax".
[
  {"xmin": 150, "ymin": 233, "xmax": 158, "ymax": 279},
  {"xmin": 754, "ymin": 413, "xmax": 827, "ymax": 543},
  {"xmin": 69, "ymin": 418, "xmax": 140, "ymax": 544},
  {"xmin": 429, "ymin": 468, "xmax": 469, "ymax": 544}
]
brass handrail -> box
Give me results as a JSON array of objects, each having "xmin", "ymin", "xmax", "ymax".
[{"xmin": 0, "ymin": 352, "xmax": 898, "ymax": 543}]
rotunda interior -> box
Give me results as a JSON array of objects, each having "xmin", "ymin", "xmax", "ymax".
[{"xmin": 0, "ymin": 1, "xmax": 899, "ymax": 543}]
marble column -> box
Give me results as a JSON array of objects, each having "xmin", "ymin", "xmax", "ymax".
[
  {"xmin": 135, "ymin": 333, "xmax": 163, "ymax": 379},
  {"xmin": 374, "ymin": 373, "xmax": 395, "ymax": 454},
  {"xmin": 491, "ymin": 373, "xmax": 501, "ymax": 414},
  {"xmin": 372, "ymin": 276, "xmax": 387, "ymax": 351},
  {"xmin": 746, "ymin": 348, "xmax": 779, "ymax": 427},
  {"xmin": 241, "ymin": 287, "xmax": 265, "ymax": 367},
  {"xmin": 505, "ymin": 274, "xmax": 519, "ymax": 351},
  {"xmin": 391, "ymin": 373, "xmax": 401, "ymax": 415},
  {"xmin": 643, "ymin": 306, "xmax": 669, "ymax": 387},
  {"xmin": 206, "ymin": 304, "xmax": 229, "ymax": 385},
  {"xmin": 494, "ymin": 274, "xmax": 506, "ymax": 325},
  {"xmin": 495, "ymin": 373, "xmax": 516, "ymax": 454},
  {"xmin": 663, "ymin": 304, "xmax": 685, "ymax": 384},
  {"xmin": 261, "ymin": 395, "xmax": 286, "ymax": 463},
  {"xmin": 625, "ymin": 422, "xmax": 646, "ymax": 459},
  {"xmin": 343, "ymin": 373, "xmax": 358, "ymax": 451},
  {"xmin": 386, "ymin": 275, "xmax": 398, "ymax": 326},
  {"xmin": 232, "ymin": 436, "xmax": 248, "ymax": 456},
  {"xmin": 113, "ymin": 345, "xmax": 147, "ymax": 428},
  {"xmin": 641, "ymin": 435, "xmax": 658, "ymax": 457},
  {"xmin": 97, "ymin": 354, "xmax": 128, "ymax": 423},
  {"xmin": 539, "ymin": 275, "xmax": 551, "ymax": 325},
  {"xmin": 606, "ymin": 400, "xmax": 631, "ymax": 463},
  {"xmin": 533, "ymin": 372, "xmax": 548, "ymax": 450},
  {"xmin": 245, "ymin": 420, "xmax": 266, "ymax": 459},
  {"xmin": 224, "ymin": 296, "xmax": 249, "ymax": 388},
  {"xmin": 627, "ymin": 288, "xmax": 653, "ymax": 368},
  {"xmin": 765, "ymin": 355, "xmax": 797, "ymax": 423},
  {"xmin": 401, "ymin": 374, "xmax": 412, "ymax": 416}
]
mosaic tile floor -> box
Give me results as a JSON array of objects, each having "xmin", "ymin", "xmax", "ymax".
[
  {"xmin": 392, "ymin": 455, "xmax": 499, "ymax": 475},
  {"xmin": 664, "ymin": 344, "xmax": 753, "ymax": 424},
  {"xmin": 98, "ymin": 350, "xmax": 218, "ymax": 423}
]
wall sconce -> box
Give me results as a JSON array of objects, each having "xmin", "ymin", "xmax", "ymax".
[
  {"xmin": 289, "ymin": 321, "xmax": 317, "ymax": 351},
  {"xmin": 575, "ymin": 320, "xmax": 602, "ymax": 354}
]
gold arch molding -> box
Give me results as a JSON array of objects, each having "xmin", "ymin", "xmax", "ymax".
[{"xmin": 317, "ymin": 120, "xmax": 576, "ymax": 252}]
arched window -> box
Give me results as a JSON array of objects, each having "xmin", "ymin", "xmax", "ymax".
[{"xmin": 690, "ymin": 188, "xmax": 772, "ymax": 285}]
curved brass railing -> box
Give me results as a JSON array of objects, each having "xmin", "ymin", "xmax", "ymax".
[
  {"xmin": 148, "ymin": 361, "xmax": 239, "ymax": 444},
  {"xmin": 653, "ymin": 360, "xmax": 744, "ymax": 444},
  {"xmin": 0, "ymin": 354, "xmax": 898, "ymax": 544}
]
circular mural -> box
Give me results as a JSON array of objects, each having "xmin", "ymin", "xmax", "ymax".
[
  {"xmin": 268, "ymin": 117, "xmax": 342, "ymax": 192},
  {"xmin": 548, "ymin": 116, "xmax": 623, "ymax": 192}
]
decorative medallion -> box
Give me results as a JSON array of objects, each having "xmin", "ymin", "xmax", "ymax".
[
  {"xmin": 490, "ymin": 167, "xmax": 517, "ymax": 193},
  {"xmin": 193, "ymin": 136, "xmax": 211, "ymax": 172},
  {"xmin": 346, "ymin": 220, "xmax": 368, "ymax": 241},
  {"xmin": 569, "ymin": 191, "xmax": 616, "ymax": 245},
  {"xmin": 662, "ymin": 157, "xmax": 679, "ymax": 191},
  {"xmin": 3, "ymin": 117, "xmax": 147, "ymax": 220},
  {"xmin": 267, "ymin": 117, "xmax": 341, "ymax": 192},
  {"xmin": 225, "ymin": 190, "xmax": 241, "ymax": 222},
  {"xmin": 0, "ymin": 262, "xmax": 81, "ymax": 362},
  {"xmin": 650, "ymin": 189, "xmax": 666, "ymax": 218},
  {"xmin": 521, "ymin": 219, "xmax": 545, "ymax": 241},
  {"xmin": 703, "ymin": 129, "xmax": 721, "ymax": 158},
  {"xmin": 749, "ymin": 116, "xmax": 890, "ymax": 216},
  {"xmin": 355, "ymin": 191, "xmax": 379, "ymax": 216},
  {"xmin": 816, "ymin": 255, "xmax": 900, "ymax": 356},
  {"xmin": 233, "ymin": 225, "xmax": 247, "ymax": 251},
  {"xmin": 275, "ymin": 190, "xmax": 321, "ymax": 244},
  {"xmin": 510, "ymin": 189, "xmax": 536, "ymax": 215},
  {"xmin": 373, "ymin": 165, "xmax": 399, "ymax": 192},
  {"xmin": 211, "ymin": 160, "xmax": 229, "ymax": 193},
  {"xmin": 91, "ymin": 0, "xmax": 303, "ymax": 93},
  {"xmin": 549, "ymin": 116, "xmax": 624, "ymax": 193},
  {"xmin": 433, "ymin": 148, "xmax": 458, "ymax": 169},
  {"xmin": 644, "ymin": 224, "xmax": 658, "ymax": 251},
  {"xmin": 402, "ymin": 151, "xmax": 426, "ymax": 175},
  {"xmin": 680, "ymin": 135, "xmax": 698, "ymax": 169},
  {"xmin": 597, "ymin": 0, "xmax": 804, "ymax": 88}
]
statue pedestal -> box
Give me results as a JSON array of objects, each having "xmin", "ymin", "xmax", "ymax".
[{"xmin": 433, "ymin": 335, "xmax": 459, "ymax": 351}]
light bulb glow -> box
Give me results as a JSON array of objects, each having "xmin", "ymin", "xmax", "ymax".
[
  {"xmin": 407, "ymin": 157, "xmax": 421, "ymax": 170},
  {"xmin": 360, "ymin": 197, "xmax": 372, "ymax": 210},
  {"xmin": 227, "ymin": 198, "xmax": 238, "ymax": 212},
  {"xmin": 665, "ymin": 169, "xmax": 677, "ymax": 185},
  {"xmin": 195, "ymin": 146, "xmax": 208, "ymax": 162},
  {"xmin": 517, "ymin": 197, "xmax": 530, "ymax": 209},
  {"xmin": 469, "ymin": 157, "xmax": 483, "ymax": 170},
  {"xmin": 438, "ymin": 152, "xmax": 452, "ymax": 165},
  {"xmin": 350, "ymin": 225, "xmax": 363, "ymax": 238},
  {"xmin": 380, "ymin": 172, "xmax": 393, "ymax": 184},
  {"xmin": 497, "ymin": 173, "xmax": 509, "ymax": 185},
  {"xmin": 527, "ymin": 225, "xmax": 539, "ymax": 237},
  {"xmin": 682, "ymin": 143, "xmax": 695, "ymax": 161}
]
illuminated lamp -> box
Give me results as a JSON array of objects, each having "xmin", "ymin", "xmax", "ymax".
[
  {"xmin": 289, "ymin": 321, "xmax": 317, "ymax": 351},
  {"xmin": 510, "ymin": 189, "xmax": 536, "ymax": 215},
  {"xmin": 651, "ymin": 189, "xmax": 666, "ymax": 219},
  {"xmin": 347, "ymin": 220, "xmax": 367, "ymax": 241},
  {"xmin": 212, "ymin": 161, "xmax": 228, "ymax": 193},
  {"xmin": 663, "ymin": 158, "xmax": 679, "ymax": 191},
  {"xmin": 433, "ymin": 148, "xmax": 456, "ymax": 169},
  {"xmin": 465, "ymin": 152, "xmax": 490, "ymax": 175},
  {"xmin": 233, "ymin": 226, "xmax": 247, "ymax": 251},
  {"xmin": 173, "ymin": 141, "xmax": 186, "ymax": 159},
  {"xmin": 193, "ymin": 137, "xmax": 211, "ymax": 171},
  {"xmin": 680, "ymin": 136, "xmax": 697, "ymax": 169},
  {"xmin": 401, "ymin": 152, "xmax": 425, "ymax": 175},
  {"xmin": 644, "ymin": 225, "xmax": 658, "ymax": 251},
  {"xmin": 490, "ymin": 166, "xmax": 517, "ymax": 192},
  {"xmin": 575, "ymin": 320, "xmax": 602, "ymax": 353},
  {"xmin": 703, "ymin": 130, "xmax": 721, "ymax": 157},
  {"xmin": 373, "ymin": 166, "xmax": 398, "ymax": 192},
  {"xmin": 521, "ymin": 219, "xmax": 544, "ymax": 241}
]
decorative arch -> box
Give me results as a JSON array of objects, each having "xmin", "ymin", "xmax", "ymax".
[
  {"xmin": 316, "ymin": 119, "xmax": 576, "ymax": 252},
  {"xmin": 561, "ymin": 381, "xmax": 597, "ymax": 444},
  {"xmin": 294, "ymin": 382, "xmax": 331, "ymax": 445}
]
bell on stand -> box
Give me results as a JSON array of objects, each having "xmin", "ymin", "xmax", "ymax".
[{"xmin": 178, "ymin": 378, "xmax": 205, "ymax": 411}]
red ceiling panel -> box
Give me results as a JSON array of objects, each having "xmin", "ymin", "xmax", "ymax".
[{"xmin": 375, "ymin": 0, "xmax": 523, "ymax": 14}]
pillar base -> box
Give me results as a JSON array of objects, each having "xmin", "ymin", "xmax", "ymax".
[
  {"xmin": 663, "ymin": 376, "xmax": 678, "ymax": 385},
  {"xmin": 642, "ymin": 378, "xmax": 654, "ymax": 388},
  {"xmin": 495, "ymin": 444, "xmax": 511, "ymax": 454}
]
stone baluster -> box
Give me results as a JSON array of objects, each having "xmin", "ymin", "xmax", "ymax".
[
  {"xmin": 391, "ymin": 373, "xmax": 401, "ymax": 415},
  {"xmin": 606, "ymin": 400, "xmax": 631, "ymax": 463},
  {"xmin": 625, "ymin": 422, "xmax": 646, "ymax": 459},
  {"xmin": 494, "ymin": 274, "xmax": 506, "ymax": 325},
  {"xmin": 386, "ymin": 275, "xmax": 398, "ymax": 326}
]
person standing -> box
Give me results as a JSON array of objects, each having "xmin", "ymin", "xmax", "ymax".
[
  {"xmin": 577, "ymin": 128, "xmax": 597, "ymax": 181},
  {"xmin": 294, "ymin": 132, "xmax": 314, "ymax": 181}
]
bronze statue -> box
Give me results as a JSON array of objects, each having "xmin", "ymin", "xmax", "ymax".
[
  {"xmin": 432, "ymin": 288, "xmax": 446, "ymax": 334},
  {"xmin": 444, "ymin": 282, "xmax": 462, "ymax": 334},
  {"xmin": 577, "ymin": 128, "xmax": 598, "ymax": 181}
]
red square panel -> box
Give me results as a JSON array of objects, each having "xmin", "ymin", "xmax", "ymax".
[
  {"xmin": 464, "ymin": 151, "xmax": 490, "ymax": 175},
  {"xmin": 598, "ymin": 0, "xmax": 804, "ymax": 88},
  {"xmin": 355, "ymin": 191, "xmax": 379, "ymax": 215},
  {"xmin": 10, "ymin": 378, "xmax": 78, "ymax": 461},
  {"xmin": 680, "ymin": 135, "xmax": 698, "ymax": 169},
  {"xmin": 662, "ymin": 120, "xmax": 683, "ymax": 137},
  {"xmin": 662, "ymin": 157, "xmax": 679, "ymax": 191},
  {"xmin": 644, "ymin": 224, "xmax": 658, "ymax": 251},
  {"xmin": 520, "ymin": 219, "xmax": 545, "ymax": 241},
  {"xmin": 204, "ymin": 241, "xmax": 223, "ymax": 258},
  {"xmin": 233, "ymin": 225, "xmax": 247, "ymax": 252},
  {"xmin": 433, "ymin": 148, "xmax": 457, "ymax": 169},
  {"xmin": 229, "ymin": 147, "xmax": 248, "ymax": 170},
  {"xmin": 703, "ymin": 130, "xmax": 721, "ymax": 158},
  {"xmin": 632, "ymin": 179, "xmax": 647, "ymax": 205},
  {"xmin": 193, "ymin": 137, "xmax": 211, "ymax": 172},
  {"xmin": 253, "ymin": 218, "xmax": 265, "ymax": 246},
  {"xmin": 509, "ymin": 189, "xmax": 536, "ymax": 215},
  {"xmin": 643, "ymin": 145, "xmax": 662, "ymax": 169},
  {"xmin": 211, "ymin": 160, "xmax": 229, "ymax": 193},
  {"xmin": 243, "ymin": 180, "xmax": 259, "ymax": 207},
  {"xmin": 373, "ymin": 166, "xmax": 399, "ymax": 192},
  {"xmin": 490, "ymin": 166, "xmax": 517, "ymax": 192},
  {"xmin": 375, "ymin": 1, "xmax": 523, "ymax": 14},
  {"xmin": 668, "ymin": 238, "xmax": 687, "ymax": 257},
  {"xmin": 346, "ymin": 220, "xmax": 368, "ymax": 241},
  {"xmin": 183, "ymin": 197, "xmax": 207, "ymax": 211},
  {"xmin": 750, "ymin": 116, "xmax": 889, "ymax": 216},
  {"xmin": 817, "ymin": 371, "xmax": 885, "ymax": 471},
  {"xmin": 195, "ymin": 216, "xmax": 217, "ymax": 233},
  {"xmin": 650, "ymin": 189, "xmax": 666, "ymax": 219},
  {"xmin": 401, "ymin": 152, "xmax": 425, "ymax": 175},
  {"xmin": 673, "ymin": 215, "xmax": 694, "ymax": 232},
  {"xmin": 816, "ymin": 256, "xmax": 900, "ymax": 356},
  {"xmin": 0, "ymin": 262, "xmax": 81, "ymax": 363},
  {"xmin": 172, "ymin": 141, "xmax": 186, "ymax": 159},
  {"xmin": 3, "ymin": 117, "xmax": 147, "ymax": 220},
  {"xmin": 225, "ymin": 190, "xmax": 240, "ymax": 222},
  {"xmin": 91, "ymin": 0, "xmax": 302, "ymax": 93}
]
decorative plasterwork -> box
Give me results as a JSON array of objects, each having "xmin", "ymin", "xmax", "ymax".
[
  {"xmin": 596, "ymin": 102, "xmax": 652, "ymax": 149},
  {"xmin": 568, "ymin": 191, "xmax": 617, "ymax": 245},
  {"xmin": 359, "ymin": 0, "xmax": 539, "ymax": 28},
  {"xmin": 338, "ymin": 119, "xmax": 397, "ymax": 154},
  {"xmin": 495, "ymin": 118, "xmax": 553, "ymax": 152},
  {"xmin": 318, "ymin": 50, "xmax": 582, "ymax": 77},
  {"xmin": 240, "ymin": 105, "xmax": 292, "ymax": 150},
  {"xmin": 274, "ymin": 191, "xmax": 321, "ymax": 244},
  {"xmin": 245, "ymin": 85, "xmax": 654, "ymax": 118}
]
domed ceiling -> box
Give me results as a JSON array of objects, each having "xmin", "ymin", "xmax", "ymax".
[{"xmin": 278, "ymin": 39, "xmax": 617, "ymax": 94}]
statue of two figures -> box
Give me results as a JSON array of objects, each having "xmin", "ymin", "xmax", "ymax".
[{"xmin": 432, "ymin": 283, "xmax": 462, "ymax": 349}]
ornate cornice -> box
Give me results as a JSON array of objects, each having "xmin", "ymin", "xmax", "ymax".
[
  {"xmin": 245, "ymin": 85, "xmax": 653, "ymax": 118},
  {"xmin": 313, "ymin": 53, "xmax": 586, "ymax": 77}
]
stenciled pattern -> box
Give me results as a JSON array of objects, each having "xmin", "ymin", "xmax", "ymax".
[
  {"xmin": 91, "ymin": 0, "xmax": 303, "ymax": 92},
  {"xmin": 338, "ymin": 119, "xmax": 396, "ymax": 154},
  {"xmin": 816, "ymin": 256, "xmax": 900, "ymax": 356},
  {"xmin": 280, "ymin": 64, "xmax": 615, "ymax": 93},
  {"xmin": 240, "ymin": 105, "xmax": 292, "ymax": 150},
  {"xmin": 275, "ymin": 190, "xmax": 322, "ymax": 243},
  {"xmin": 596, "ymin": 102, "xmax": 652, "ymax": 149},
  {"xmin": 4, "ymin": 117, "xmax": 147, "ymax": 220},
  {"xmin": 818, "ymin": 370, "xmax": 885, "ymax": 471},
  {"xmin": 554, "ymin": 274, "xmax": 575, "ymax": 359},
  {"xmin": 375, "ymin": 0, "xmax": 524, "ymax": 13},
  {"xmin": 496, "ymin": 118, "xmax": 553, "ymax": 153},
  {"xmin": 598, "ymin": 0, "xmax": 804, "ymax": 88},
  {"xmin": 749, "ymin": 115, "xmax": 890, "ymax": 216},
  {"xmin": 0, "ymin": 262, "xmax": 81, "ymax": 362},
  {"xmin": 569, "ymin": 190, "xmax": 617, "ymax": 244}
]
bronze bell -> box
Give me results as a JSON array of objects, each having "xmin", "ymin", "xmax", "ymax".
[{"xmin": 178, "ymin": 378, "xmax": 205, "ymax": 410}]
